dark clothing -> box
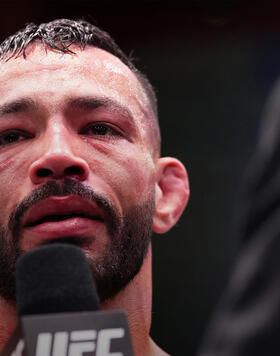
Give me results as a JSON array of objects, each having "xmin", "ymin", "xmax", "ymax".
[{"xmin": 198, "ymin": 81, "xmax": 280, "ymax": 356}]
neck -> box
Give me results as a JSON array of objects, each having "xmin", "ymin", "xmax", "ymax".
[
  {"xmin": 101, "ymin": 245, "xmax": 169, "ymax": 356},
  {"xmin": 102, "ymin": 246, "xmax": 152, "ymax": 353},
  {"xmin": 0, "ymin": 299, "xmax": 18, "ymax": 351}
]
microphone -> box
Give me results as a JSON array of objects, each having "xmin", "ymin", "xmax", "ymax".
[
  {"xmin": 16, "ymin": 243, "xmax": 100, "ymax": 316},
  {"xmin": 1, "ymin": 243, "xmax": 134, "ymax": 356}
]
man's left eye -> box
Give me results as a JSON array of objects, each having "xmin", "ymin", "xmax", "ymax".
[{"xmin": 80, "ymin": 123, "xmax": 120, "ymax": 137}]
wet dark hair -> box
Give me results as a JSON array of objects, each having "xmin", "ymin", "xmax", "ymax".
[{"xmin": 0, "ymin": 19, "xmax": 159, "ymax": 138}]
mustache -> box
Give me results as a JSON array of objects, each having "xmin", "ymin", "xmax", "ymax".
[{"xmin": 8, "ymin": 178, "xmax": 120, "ymax": 241}]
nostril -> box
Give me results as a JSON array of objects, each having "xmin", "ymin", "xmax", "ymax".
[
  {"xmin": 30, "ymin": 158, "xmax": 89, "ymax": 183},
  {"xmin": 37, "ymin": 168, "xmax": 53, "ymax": 177},
  {"xmin": 65, "ymin": 166, "xmax": 83, "ymax": 176}
]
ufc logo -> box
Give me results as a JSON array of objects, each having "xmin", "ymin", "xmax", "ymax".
[
  {"xmin": 11, "ymin": 339, "xmax": 24, "ymax": 356},
  {"xmin": 35, "ymin": 329, "xmax": 125, "ymax": 356}
]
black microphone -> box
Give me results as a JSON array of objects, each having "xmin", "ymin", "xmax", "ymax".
[
  {"xmin": 1, "ymin": 243, "xmax": 134, "ymax": 356},
  {"xmin": 16, "ymin": 243, "xmax": 100, "ymax": 316}
]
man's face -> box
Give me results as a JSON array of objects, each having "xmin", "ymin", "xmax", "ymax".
[{"xmin": 0, "ymin": 45, "xmax": 157, "ymax": 301}]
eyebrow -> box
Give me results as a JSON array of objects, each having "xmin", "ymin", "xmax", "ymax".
[
  {"xmin": 66, "ymin": 97, "xmax": 134, "ymax": 120},
  {"xmin": 0, "ymin": 96, "xmax": 135, "ymax": 124},
  {"xmin": 0, "ymin": 98, "xmax": 36, "ymax": 117}
]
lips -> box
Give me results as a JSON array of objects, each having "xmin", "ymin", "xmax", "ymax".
[
  {"xmin": 23, "ymin": 195, "xmax": 104, "ymax": 227},
  {"xmin": 27, "ymin": 213, "xmax": 94, "ymax": 227},
  {"xmin": 22, "ymin": 196, "xmax": 105, "ymax": 240}
]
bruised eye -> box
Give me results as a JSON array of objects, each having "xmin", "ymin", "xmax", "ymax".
[
  {"xmin": 80, "ymin": 123, "xmax": 121, "ymax": 137},
  {"xmin": 0, "ymin": 130, "xmax": 33, "ymax": 146}
]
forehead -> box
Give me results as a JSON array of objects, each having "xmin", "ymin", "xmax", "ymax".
[
  {"xmin": 0, "ymin": 44, "xmax": 159, "ymax": 156},
  {"xmin": 0, "ymin": 44, "xmax": 149, "ymax": 107}
]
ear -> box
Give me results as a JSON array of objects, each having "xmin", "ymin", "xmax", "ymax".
[{"xmin": 153, "ymin": 157, "xmax": 190, "ymax": 234}]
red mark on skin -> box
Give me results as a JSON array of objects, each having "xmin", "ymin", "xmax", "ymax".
[{"xmin": 0, "ymin": 157, "xmax": 15, "ymax": 171}]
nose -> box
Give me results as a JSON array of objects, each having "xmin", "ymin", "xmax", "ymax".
[{"xmin": 29, "ymin": 130, "xmax": 90, "ymax": 184}]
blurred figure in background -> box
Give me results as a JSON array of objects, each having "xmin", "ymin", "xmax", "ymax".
[{"xmin": 197, "ymin": 78, "xmax": 280, "ymax": 356}]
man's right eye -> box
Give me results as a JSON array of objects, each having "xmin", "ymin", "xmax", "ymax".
[{"xmin": 0, "ymin": 130, "xmax": 33, "ymax": 146}]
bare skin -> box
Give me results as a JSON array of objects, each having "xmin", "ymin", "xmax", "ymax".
[{"xmin": 0, "ymin": 44, "xmax": 189, "ymax": 355}]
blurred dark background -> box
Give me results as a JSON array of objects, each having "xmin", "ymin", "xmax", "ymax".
[{"xmin": 2, "ymin": 1, "xmax": 280, "ymax": 354}]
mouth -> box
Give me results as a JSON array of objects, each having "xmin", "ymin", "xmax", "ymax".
[
  {"xmin": 22, "ymin": 196, "xmax": 106, "ymax": 241},
  {"xmin": 26, "ymin": 213, "xmax": 102, "ymax": 227}
]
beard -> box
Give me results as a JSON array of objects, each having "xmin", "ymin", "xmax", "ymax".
[{"xmin": 0, "ymin": 178, "xmax": 154, "ymax": 302}]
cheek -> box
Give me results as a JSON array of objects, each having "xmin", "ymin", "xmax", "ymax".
[
  {"xmin": 122, "ymin": 157, "xmax": 155, "ymax": 197},
  {"xmin": 0, "ymin": 149, "xmax": 30, "ymax": 223},
  {"xmin": 88, "ymin": 146, "xmax": 156, "ymax": 208}
]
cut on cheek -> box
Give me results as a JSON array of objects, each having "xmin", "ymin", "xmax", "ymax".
[
  {"xmin": 0, "ymin": 160, "xmax": 28, "ymax": 189},
  {"xmin": 0, "ymin": 156, "xmax": 16, "ymax": 172},
  {"xmin": 0, "ymin": 145, "xmax": 25, "ymax": 171}
]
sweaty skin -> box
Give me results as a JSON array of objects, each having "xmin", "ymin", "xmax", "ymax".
[{"xmin": 0, "ymin": 44, "xmax": 189, "ymax": 355}]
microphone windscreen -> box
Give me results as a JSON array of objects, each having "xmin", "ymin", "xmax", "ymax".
[{"xmin": 15, "ymin": 243, "xmax": 100, "ymax": 316}]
